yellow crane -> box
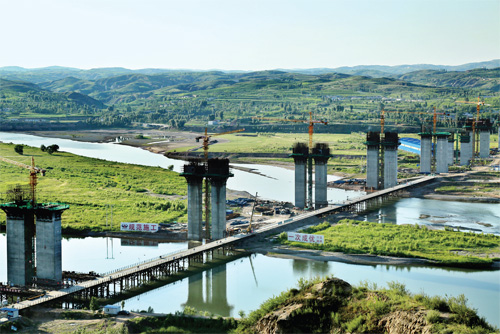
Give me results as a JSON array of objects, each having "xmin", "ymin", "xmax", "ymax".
[
  {"xmin": 253, "ymin": 111, "xmax": 327, "ymax": 208},
  {"xmin": 0, "ymin": 156, "xmax": 46, "ymax": 206},
  {"xmin": 253, "ymin": 111, "xmax": 327, "ymax": 152},
  {"xmin": 382, "ymin": 107, "xmax": 449, "ymax": 134},
  {"xmin": 195, "ymin": 128, "xmax": 244, "ymax": 237},
  {"xmin": 196, "ymin": 128, "xmax": 245, "ymax": 161},
  {"xmin": 455, "ymin": 96, "xmax": 490, "ymax": 162}
]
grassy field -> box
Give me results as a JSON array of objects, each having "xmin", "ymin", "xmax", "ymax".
[
  {"xmin": 169, "ymin": 131, "xmax": 437, "ymax": 176},
  {"xmin": 279, "ymin": 219, "xmax": 500, "ymax": 267},
  {"xmin": 175, "ymin": 132, "xmax": 368, "ymax": 155},
  {"xmin": 0, "ymin": 143, "xmax": 188, "ymax": 232}
]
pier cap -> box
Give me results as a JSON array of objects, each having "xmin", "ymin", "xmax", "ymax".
[{"xmin": 364, "ymin": 131, "xmax": 380, "ymax": 146}]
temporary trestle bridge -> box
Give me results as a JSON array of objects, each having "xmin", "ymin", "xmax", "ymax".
[{"xmin": 4, "ymin": 175, "xmax": 435, "ymax": 311}]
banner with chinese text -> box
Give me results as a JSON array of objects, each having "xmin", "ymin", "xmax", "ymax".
[
  {"xmin": 287, "ymin": 232, "xmax": 324, "ymax": 244},
  {"xmin": 120, "ymin": 222, "xmax": 159, "ymax": 233}
]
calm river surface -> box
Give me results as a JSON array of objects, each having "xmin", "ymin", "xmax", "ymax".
[
  {"xmin": 0, "ymin": 132, "xmax": 499, "ymax": 326},
  {"xmin": 0, "ymin": 234, "xmax": 498, "ymax": 326},
  {"xmin": 0, "ymin": 132, "xmax": 359, "ymax": 203}
]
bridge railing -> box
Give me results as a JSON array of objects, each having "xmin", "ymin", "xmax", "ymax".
[{"xmin": 99, "ymin": 248, "xmax": 186, "ymax": 276}]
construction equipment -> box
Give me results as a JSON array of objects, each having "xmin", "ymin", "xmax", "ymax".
[
  {"xmin": 247, "ymin": 192, "xmax": 258, "ymax": 233},
  {"xmin": 253, "ymin": 111, "xmax": 327, "ymax": 208},
  {"xmin": 0, "ymin": 156, "xmax": 46, "ymax": 206},
  {"xmin": 382, "ymin": 107, "xmax": 449, "ymax": 133},
  {"xmin": 195, "ymin": 128, "xmax": 245, "ymax": 237},
  {"xmin": 455, "ymin": 96, "xmax": 490, "ymax": 164},
  {"xmin": 383, "ymin": 107, "xmax": 450, "ymax": 172},
  {"xmin": 253, "ymin": 111, "xmax": 327, "ymax": 151},
  {"xmin": 196, "ymin": 128, "xmax": 245, "ymax": 161}
]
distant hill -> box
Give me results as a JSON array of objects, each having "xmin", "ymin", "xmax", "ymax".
[
  {"xmin": 392, "ymin": 68, "xmax": 500, "ymax": 91},
  {"xmin": 1, "ymin": 59, "xmax": 498, "ymax": 82},
  {"xmin": 0, "ymin": 78, "xmax": 106, "ymax": 114},
  {"xmin": 282, "ymin": 60, "xmax": 500, "ymax": 77},
  {"xmin": 33, "ymin": 68, "xmax": 498, "ymax": 107}
]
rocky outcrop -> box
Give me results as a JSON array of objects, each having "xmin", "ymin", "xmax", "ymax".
[
  {"xmin": 379, "ymin": 310, "xmax": 432, "ymax": 334},
  {"xmin": 253, "ymin": 277, "xmax": 352, "ymax": 334}
]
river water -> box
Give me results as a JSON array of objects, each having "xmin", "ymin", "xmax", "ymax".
[
  {"xmin": 0, "ymin": 132, "xmax": 359, "ymax": 203},
  {"xmin": 0, "ymin": 132, "xmax": 499, "ymax": 326}
]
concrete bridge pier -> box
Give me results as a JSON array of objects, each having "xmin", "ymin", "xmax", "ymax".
[
  {"xmin": 419, "ymin": 133, "xmax": 432, "ymax": 173},
  {"xmin": 460, "ymin": 132, "xmax": 472, "ymax": 166},
  {"xmin": 35, "ymin": 206, "xmax": 68, "ymax": 284},
  {"xmin": 383, "ymin": 132, "xmax": 399, "ymax": 189},
  {"xmin": 447, "ymin": 134, "xmax": 455, "ymax": 166},
  {"xmin": 291, "ymin": 142, "xmax": 308, "ymax": 208},
  {"xmin": 0, "ymin": 205, "xmax": 35, "ymax": 287},
  {"xmin": 478, "ymin": 119, "xmax": 492, "ymax": 158},
  {"xmin": 313, "ymin": 143, "xmax": 331, "ymax": 209},
  {"xmin": 207, "ymin": 159, "xmax": 232, "ymax": 240},
  {"xmin": 435, "ymin": 132, "xmax": 450, "ymax": 174},
  {"xmin": 364, "ymin": 132, "xmax": 380, "ymax": 190},
  {"xmin": 181, "ymin": 161, "xmax": 206, "ymax": 241}
]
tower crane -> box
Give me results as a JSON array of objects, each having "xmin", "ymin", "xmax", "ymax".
[
  {"xmin": 195, "ymin": 128, "xmax": 245, "ymax": 237},
  {"xmin": 455, "ymin": 96, "xmax": 490, "ymax": 163},
  {"xmin": 0, "ymin": 156, "xmax": 46, "ymax": 206},
  {"xmin": 381, "ymin": 107, "xmax": 450, "ymax": 173},
  {"xmin": 382, "ymin": 107, "xmax": 449, "ymax": 134},
  {"xmin": 253, "ymin": 111, "xmax": 327, "ymax": 152},
  {"xmin": 196, "ymin": 128, "xmax": 245, "ymax": 161},
  {"xmin": 253, "ymin": 111, "xmax": 328, "ymax": 208}
]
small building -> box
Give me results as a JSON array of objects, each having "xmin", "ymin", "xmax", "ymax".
[
  {"xmin": 103, "ymin": 305, "xmax": 121, "ymax": 315},
  {"xmin": 0, "ymin": 308, "xmax": 19, "ymax": 319}
]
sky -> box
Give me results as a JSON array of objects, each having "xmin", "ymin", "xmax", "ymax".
[{"xmin": 0, "ymin": 0, "xmax": 499, "ymax": 70}]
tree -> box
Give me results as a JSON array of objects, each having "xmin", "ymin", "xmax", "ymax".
[
  {"xmin": 46, "ymin": 144, "xmax": 59, "ymax": 154},
  {"xmin": 89, "ymin": 296, "xmax": 99, "ymax": 312},
  {"xmin": 40, "ymin": 144, "xmax": 47, "ymax": 152},
  {"xmin": 14, "ymin": 145, "xmax": 24, "ymax": 155}
]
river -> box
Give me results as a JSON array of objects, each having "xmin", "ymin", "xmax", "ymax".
[
  {"xmin": 0, "ymin": 132, "xmax": 499, "ymax": 326},
  {"xmin": 0, "ymin": 132, "xmax": 360, "ymax": 203}
]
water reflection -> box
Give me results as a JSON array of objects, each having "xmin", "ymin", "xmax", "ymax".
[
  {"xmin": 292, "ymin": 259, "xmax": 330, "ymax": 277},
  {"xmin": 183, "ymin": 264, "xmax": 233, "ymax": 317}
]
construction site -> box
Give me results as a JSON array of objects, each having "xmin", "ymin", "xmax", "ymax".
[{"xmin": 0, "ymin": 100, "xmax": 497, "ymax": 317}]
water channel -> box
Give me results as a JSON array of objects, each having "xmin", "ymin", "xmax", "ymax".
[{"xmin": 0, "ymin": 132, "xmax": 499, "ymax": 326}]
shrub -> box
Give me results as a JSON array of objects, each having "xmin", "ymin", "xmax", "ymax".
[{"xmin": 426, "ymin": 309, "xmax": 441, "ymax": 324}]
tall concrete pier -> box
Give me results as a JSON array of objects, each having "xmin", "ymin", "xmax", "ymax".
[
  {"xmin": 419, "ymin": 132, "xmax": 432, "ymax": 173},
  {"xmin": 0, "ymin": 204, "xmax": 35, "ymax": 286},
  {"xmin": 447, "ymin": 134, "xmax": 455, "ymax": 166},
  {"xmin": 291, "ymin": 143, "xmax": 308, "ymax": 208},
  {"xmin": 435, "ymin": 132, "xmax": 450, "ymax": 174},
  {"xmin": 312, "ymin": 143, "xmax": 330, "ymax": 209},
  {"xmin": 181, "ymin": 161, "xmax": 206, "ymax": 240},
  {"xmin": 1, "ymin": 195, "xmax": 69, "ymax": 287},
  {"xmin": 460, "ymin": 132, "xmax": 472, "ymax": 166},
  {"xmin": 382, "ymin": 132, "xmax": 399, "ymax": 188},
  {"xmin": 35, "ymin": 204, "xmax": 68, "ymax": 284},
  {"xmin": 477, "ymin": 119, "xmax": 492, "ymax": 158},
  {"xmin": 364, "ymin": 132, "xmax": 380, "ymax": 190},
  {"xmin": 207, "ymin": 159, "xmax": 232, "ymax": 240}
]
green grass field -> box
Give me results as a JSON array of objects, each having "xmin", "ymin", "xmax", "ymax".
[
  {"xmin": 0, "ymin": 143, "xmax": 188, "ymax": 232},
  {"xmin": 280, "ymin": 220, "xmax": 500, "ymax": 267}
]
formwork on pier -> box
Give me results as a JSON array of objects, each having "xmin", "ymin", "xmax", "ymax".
[{"xmin": 0, "ymin": 191, "xmax": 69, "ymax": 287}]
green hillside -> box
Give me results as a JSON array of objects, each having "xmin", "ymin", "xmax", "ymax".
[
  {"xmin": 395, "ymin": 68, "xmax": 500, "ymax": 91},
  {"xmin": 1, "ymin": 65, "xmax": 499, "ymax": 131},
  {"xmin": 0, "ymin": 78, "xmax": 106, "ymax": 117}
]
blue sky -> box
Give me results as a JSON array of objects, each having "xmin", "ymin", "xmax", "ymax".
[{"xmin": 0, "ymin": 0, "xmax": 499, "ymax": 70}]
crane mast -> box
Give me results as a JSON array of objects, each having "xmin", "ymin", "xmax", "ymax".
[
  {"xmin": 195, "ymin": 127, "xmax": 244, "ymax": 237},
  {"xmin": 253, "ymin": 112, "xmax": 327, "ymax": 208}
]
